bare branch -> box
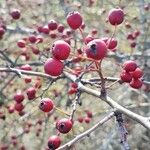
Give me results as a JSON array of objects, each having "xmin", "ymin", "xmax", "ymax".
[{"xmin": 57, "ymin": 112, "xmax": 114, "ymax": 150}]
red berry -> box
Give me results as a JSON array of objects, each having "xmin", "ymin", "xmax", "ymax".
[
  {"xmin": 57, "ymin": 24, "xmax": 64, "ymax": 33},
  {"xmin": 15, "ymin": 103, "xmax": 24, "ymax": 112},
  {"xmin": 17, "ymin": 40, "xmax": 26, "ymax": 48},
  {"xmin": 44, "ymin": 58, "xmax": 64, "ymax": 76},
  {"xmin": 130, "ymin": 42, "xmax": 136, "ymax": 48},
  {"xmin": 67, "ymin": 88, "xmax": 77, "ymax": 95},
  {"xmin": 123, "ymin": 60, "xmax": 137, "ymax": 72},
  {"xmin": 129, "ymin": 79, "xmax": 143, "ymax": 89},
  {"xmin": 131, "ymin": 68, "xmax": 143, "ymax": 79},
  {"xmin": 28, "ymin": 35, "xmax": 37, "ymax": 43},
  {"xmin": 84, "ymin": 35, "xmax": 94, "ymax": 44},
  {"xmin": 31, "ymin": 46, "xmax": 40, "ymax": 55},
  {"xmin": 48, "ymin": 20, "xmax": 58, "ymax": 30},
  {"xmin": 48, "ymin": 136, "xmax": 61, "ymax": 150},
  {"xmin": 0, "ymin": 27, "xmax": 5, "ymax": 36},
  {"xmin": 70, "ymin": 82, "xmax": 78, "ymax": 88},
  {"xmin": 84, "ymin": 117, "xmax": 91, "ymax": 124},
  {"xmin": 52, "ymin": 40, "xmax": 71, "ymax": 60},
  {"xmin": 20, "ymin": 64, "xmax": 32, "ymax": 71},
  {"xmin": 108, "ymin": 8, "xmax": 124, "ymax": 25},
  {"xmin": 107, "ymin": 38, "xmax": 117, "ymax": 49},
  {"xmin": 8, "ymin": 106, "xmax": 15, "ymax": 114},
  {"xmin": 39, "ymin": 98, "xmax": 54, "ymax": 112},
  {"xmin": 120, "ymin": 71, "xmax": 132, "ymax": 83},
  {"xmin": 10, "ymin": 9, "xmax": 21, "ymax": 20},
  {"xmin": 67, "ymin": 11, "xmax": 82, "ymax": 30},
  {"xmin": 56, "ymin": 118, "xmax": 73, "ymax": 134},
  {"xmin": 85, "ymin": 110, "xmax": 93, "ymax": 118},
  {"xmin": 26, "ymin": 87, "xmax": 36, "ymax": 100},
  {"xmin": 14, "ymin": 92, "xmax": 24, "ymax": 103},
  {"xmin": 78, "ymin": 117, "xmax": 84, "ymax": 123},
  {"xmin": 24, "ymin": 76, "xmax": 32, "ymax": 83},
  {"xmin": 42, "ymin": 26, "xmax": 50, "ymax": 34},
  {"xmin": 85, "ymin": 39, "xmax": 107, "ymax": 60}
]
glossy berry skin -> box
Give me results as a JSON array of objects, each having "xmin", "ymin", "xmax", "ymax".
[
  {"xmin": 44, "ymin": 58, "xmax": 64, "ymax": 76},
  {"xmin": 52, "ymin": 40, "xmax": 71, "ymax": 60},
  {"xmin": 67, "ymin": 11, "xmax": 82, "ymax": 30},
  {"xmin": 108, "ymin": 8, "xmax": 124, "ymax": 25},
  {"xmin": 120, "ymin": 71, "xmax": 132, "ymax": 83},
  {"xmin": 129, "ymin": 79, "xmax": 143, "ymax": 89},
  {"xmin": 56, "ymin": 118, "xmax": 73, "ymax": 134},
  {"xmin": 123, "ymin": 60, "xmax": 137, "ymax": 72},
  {"xmin": 48, "ymin": 20, "xmax": 58, "ymax": 30},
  {"xmin": 85, "ymin": 39, "xmax": 107, "ymax": 60},
  {"xmin": 15, "ymin": 103, "xmax": 24, "ymax": 112},
  {"xmin": 131, "ymin": 68, "xmax": 143, "ymax": 79},
  {"xmin": 47, "ymin": 136, "xmax": 61, "ymax": 150},
  {"xmin": 14, "ymin": 92, "xmax": 24, "ymax": 103},
  {"xmin": 26, "ymin": 87, "xmax": 36, "ymax": 100},
  {"xmin": 39, "ymin": 98, "xmax": 54, "ymax": 112},
  {"xmin": 17, "ymin": 40, "xmax": 26, "ymax": 48},
  {"xmin": 10, "ymin": 9, "xmax": 21, "ymax": 19},
  {"xmin": 84, "ymin": 35, "xmax": 94, "ymax": 44}
]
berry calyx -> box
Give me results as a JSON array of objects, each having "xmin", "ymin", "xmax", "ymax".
[
  {"xmin": 52, "ymin": 40, "xmax": 71, "ymax": 60},
  {"xmin": 67, "ymin": 11, "xmax": 82, "ymax": 30},
  {"xmin": 108, "ymin": 8, "xmax": 124, "ymax": 25},
  {"xmin": 39, "ymin": 98, "xmax": 54, "ymax": 112},
  {"xmin": 56, "ymin": 118, "xmax": 73, "ymax": 134},
  {"xmin": 123, "ymin": 60, "xmax": 137, "ymax": 72},
  {"xmin": 85, "ymin": 39, "xmax": 107, "ymax": 60},
  {"xmin": 47, "ymin": 136, "xmax": 61, "ymax": 150},
  {"xmin": 44, "ymin": 58, "xmax": 64, "ymax": 76}
]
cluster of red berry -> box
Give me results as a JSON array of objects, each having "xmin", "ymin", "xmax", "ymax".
[{"xmin": 120, "ymin": 60, "xmax": 143, "ymax": 89}]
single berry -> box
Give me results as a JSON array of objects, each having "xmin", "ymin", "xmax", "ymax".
[
  {"xmin": 120, "ymin": 71, "xmax": 132, "ymax": 83},
  {"xmin": 107, "ymin": 38, "xmax": 117, "ymax": 49},
  {"xmin": 129, "ymin": 79, "xmax": 143, "ymax": 89},
  {"xmin": 85, "ymin": 39, "xmax": 107, "ymax": 60},
  {"xmin": 85, "ymin": 110, "xmax": 93, "ymax": 118},
  {"xmin": 84, "ymin": 35, "xmax": 94, "ymax": 44},
  {"xmin": 24, "ymin": 76, "xmax": 32, "ymax": 83},
  {"xmin": 108, "ymin": 8, "xmax": 124, "ymax": 25},
  {"xmin": 28, "ymin": 35, "xmax": 37, "ymax": 43},
  {"xmin": 123, "ymin": 60, "xmax": 137, "ymax": 72},
  {"xmin": 31, "ymin": 46, "xmax": 40, "ymax": 55},
  {"xmin": 57, "ymin": 24, "xmax": 64, "ymax": 33},
  {"xmin": 131, "ymin": 68, "xmax": 143, "ymax": 79},
  {"xmin": 0, "ymin": 27, "xmax": 5, "ymax": 36},
  {"xmin": 48, "ymin": 20, "xmax": 58, "ymax": 30},
  {"xmin": 52, "ymin": 40, "xmax": 71, "ymax": 60},
  {"xmin": 42, "ymin": 26, "xmax": 50, "ymax": 34},
  {"xmin": 47, "ymin": 136, "xmax": 61, "ymax": 150},
  {"xmin": 39, "ymin": 98, "xmax": 54, "ymax": 112},
  {"xmin": 15, "ymin": 103, "xmax": 24, "ymax": 112},
  {"xmin": 26, "ymin": 87, "xmax": 36, "ymax": 100},
  {"xmin": 17, "ymin": 40, "xmax": 26, "ymax": 48},
  {"xmin": 70, "ymin": 82, "xmax": 78, "ymax": 88},
  {"xmin": 20, "ymin": 64, "xmax": 32, "ymax": 71},
  {"xmin": 56, "ymin": 118, "xmax": 73, "ymax": 134},
  {"xmin": 44, "ymin": 58, "xmax": 64, "ymax": 76},
  {"xmin": 67, "ymin": 11, "xmax": 82, "ymax": 30},
  {"xmin": 78, "ymin": 117, "xmax": 84, "ymax": 123},
  {"xmin": 10, "ymin": 9, "xmax": 21, "ymax": 20},
  {"xmin": 84, "ymin": 117, "xmax": 91, "ymax": 124},
  {"xmin": 14, "ymin": 92, "xmax": 24, "ymax": 103}
]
